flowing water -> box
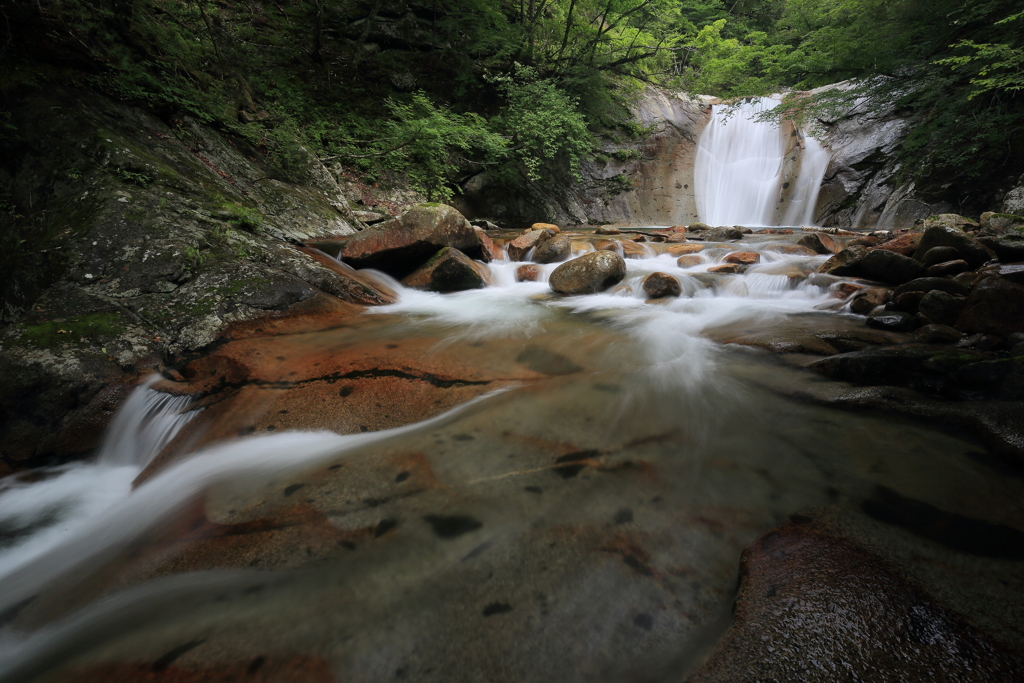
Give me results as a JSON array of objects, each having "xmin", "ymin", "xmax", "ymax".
[
  {"xmin": 694, "ymin": 97, "xmax": 831, "ymax": 227},
  {"xmin": 1, "ymin": 232, "xmax": 1022, "ymax": 682}
]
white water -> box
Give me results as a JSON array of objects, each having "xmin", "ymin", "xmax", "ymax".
[
  {"xmin": 694, "ymin": 97, "xmax": 830, "ymax": 227},
  {"xmin": 0, "ymin": 378, "xmax": 198, "ymax": 594}
]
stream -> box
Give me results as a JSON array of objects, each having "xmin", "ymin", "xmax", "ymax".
[{"xmin": 2, "ymin": 229, "xmax": 1022, "ymax": 682}]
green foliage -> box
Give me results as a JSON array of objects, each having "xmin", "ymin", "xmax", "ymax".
[
  {"xmin": 490, "ymin": 65, "xmax": 592, "ymax": 182},
  {"xmin": 338, "ymin": 92, "xmax": 508, "ymax": 202},
  {"xmin": 111, "ymin": 167, "xmax": 153, "ymax": 186},
  {"xmin": 221, "ymin": 204, "xmax": 264, "ymax": 233}
]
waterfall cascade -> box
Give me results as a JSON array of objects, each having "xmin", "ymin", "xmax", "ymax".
[{"xmin": 694, "ymin": 97, "xmax": 831, "ymax": 227}]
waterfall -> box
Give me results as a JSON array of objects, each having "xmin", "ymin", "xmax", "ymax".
[
  {"xmin": 694, "ymin": 97, "xmax": 830, "ymax": 227},
  {"xmin": 96, "ymin": 376, "xmax": 198, "ymax": 468}
]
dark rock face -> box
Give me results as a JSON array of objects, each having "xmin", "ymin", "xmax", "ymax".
[
  {"xmin": 689, "ymin": 513, "xmax": 1024, "ymax": 683},
  {"xmin": 956, "ymin": 277, "xmax": 1024, "ymax": 334},
  {"xmin": 859, "ymin": 249, "xmax": 926, "ymax": 284},
  {"xmin": 797, "ymin": 233, "xmax": 839, "ymax": 254},
  {"xmin": 400, "ymin": 247, "xmax": 490, "ymax": 292},
  {"xmin": 548, "ymin": 252, "xmax": 626, "ymax": 295},
  {"xmin": 912, "ymin": 226, "xmax": 991, "ymax": 268},
  {"xmin": 894, "ymin": 277, "xmax": 972, "ymax": 298},
  {"xmin": 926, "ymin": 259, "xmax": 970, "ymax": 277},
  {"xmin": 340, "ymin": 204, "xmax": 483, "ymax": 277},
  {"xmin": 641, "ymin": 272, "xmax": 681, "ymax": 298},
  {"xmin": 531, "ymin": 235, "xmax": 571, "ymax": 264},
  {"xmin": 984, "ymin": 234, "xmax": 1024, "ymax": 263},
  {"xmin": 818, "ymin": 246, "xmax": 868, "ymax": 276},
  {"xmin": 922, "ymin": 245, "xmax": 961, "ymax": 265},
  {"xmin": 918, "ymin": 290, "xmax": 966, "ymax": 326},
  {"xmin": 914, "ymin": 324, "xmax": 963, "ymax": 344}
]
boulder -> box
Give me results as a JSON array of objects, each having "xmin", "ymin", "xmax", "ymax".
[
  {"xmin": 531, "ymin": 222, "xmax": 560, "ymax": 233},
  {"xmin": 764, "ymin": 243, "xmax": 818, "ymax": 256},
  {"xmin": 755, "ymin": 228, "xmax": 794, "ymax": 235},
  {"xmin": 641, "ymin": 272, "xmax": 682, "ymax": 298},
  {"xmin": 667, "ymin": 243, "xmax": 703, "ymax": 255},
  {"xmin": 507, "ymin": 229, "xmax": 553, "ymax": 261},
  {"xmin": 676, "ymin": 254, "xmax": 703, "ymax": 267},
  {"xmin": 400, "ymin": 247, "xmax": 491, "ymax": 292},
  {"xmin": 874, "ymin": 232, "xmax": 922, "ymax": 256},
  {"xmin": 912, "ymin": 226, "xmax": 991, "ymax": 268},
  {"xmin": 848, "ymin": 236, "xmax": 880, "ymax": 248},
  {"xmin": 470, "ymin": 218, "xmax": 501, "ymax": 230},
  {"xmin": 688, "ymin": 222, "xmax": 712, "ymax": 231},
  {"xmin": 956, "ymin": 276, "xmax": 1024, "ymax": 334},
  {"xmin": 724, "ymin": 251, "xmax": 761, "ymax": 265},
  {"xmin": 708, "ymin": 264, "xmax": 746, "ymax": 274},
  {"xmin": 705, "ymin": 227, "xmax": 744, "ymax": 242},
  {"xmin": 620, "ymin": 241, "xmax": 646, "ymax": 259},
  {"xmin": 859, "ymin": 249, "xmax": 926, "ymax": 284},
  {"xmin": 548, "ymin": 251, "xmax": 626, "ymax": 295},
  {"xmin": 979, "ymin": 263, "xmax": 1024, "ymax": 285},
  {"xmin": 983, "ymin": 234, "xmax": 1024, "ymax": 263},
  {"xmin": 892, "ymin": 291, "xmax": 926, "ymax": 313},
  {"xmin": 914, "ymin": 324, "xmax": 963, "ymax": 344},
  {"xmin": 866, "ymin": 310, "xmax": 916, "ymax": 331},
  {"xmin": 473, "ymin": 227, "xmax": 500, "ymax": 262},
  {"xmin": 532, "ymin": 235, "xmax": 572, "ymax": 264},
  {"xmin": 922, "ymin": 246, "xmax": 961, "ymax": 265},
  {"xmin": 688, "ymin": 513, "xmax": 1024, "ymax": 683},
  {"xmin": 515, "ymin": 264, "xmax": 540, "ymax": 282},
  {"xmin": 926, "ymin": 259, "xmax": 970, "ymax": 277},
  {"xmin": 830, "ymin": 282, "xmax": 863, "ymax": 299},
  {"xmin": 893, "ymin": 277, "xmax": 972, "ymax": 298},
  {"xmin": 977, "ymin": 212, "xmax": 1024, "ymax": 236},
  {"xmin": 918, "ymin": 290, "xmax": 966, "ymax": 326},
  {"xmin": 850, "ymin": 289, "xmax": 890, "ymax": 314},
  {"xmin": 916, "ymin": 213, "xmax": 978, "ymax": 231},
  {"xmin": 594, "ymin": 225, "xmax": 621, "ymax": 235},
  {"xmin": 798, "ymin": 233, "xmax": 841, "ymax": 254},
  {"xmin": 818, "ymin": 245, "xmax": 868, "ymax": 276},
  {"xmin": 340, "ymin": 203, "xmax": 483, "ymax": 277}
]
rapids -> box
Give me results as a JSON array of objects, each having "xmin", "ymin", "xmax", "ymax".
[{"xmin": 2, "ymin": 231, "xmax": 1022, "ymax": 682}]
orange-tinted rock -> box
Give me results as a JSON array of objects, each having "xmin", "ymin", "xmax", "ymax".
[
  {"xmin": 339, "ymin": 203, "xmax": 483, "ymax": 278},
  {"xmin": 676, "ymin": 254, "xmax": 703, "ymax": 267},
  {"xmin": 798, "ymin": 232, "xmax": 843, "ymax": 254},
  {"xmin": 507, "ymin": 229, "xmax": 552, "ymax": 261},
  {"xmin": 641, "ymin": 272, "xmax": 681, "ymax": 298},
  {"xmin": 708, "ymin": 264, "xmax": 745, "ymax": 274},
  {"xmin": 473, "ymin": 226, "xmax": 501, "ymax": 262},
  {"xmin": 667, "ymin": 243, "xmax": 704, "ymax": 255},
  {"xmin": 724, "ymin": 251, "xmax": 760, "ymax": 265},
  {"xmin": 400, "ymin": 247, "xmax": 491, "ymax": 292},
  {"xmin": 549, "ymin": 251, "xmax": 627, "ymax": 294},
  {"xmin": 764, "ymin": 243, "xmax": 818, "ymax": 256},
  {"xmin": 516, "ymin": 264, "xmax": 541, "ymax": 282},
  {"xmin": 531, "ymin": 222, "xmax": 560, "ymax": 233},
  {"xmin": 620, "ymin": 241, "xmax": 646, "ymax": 259},
  {"xmin": 875, "ymin": 232, "xmax": 923, "ymax": 256},
  {"xmin": 754, "ymin": 228, "xmax": 794, "ymax": 235},
  {"xmin": 830, "ymin": 282, "xmax": 863, "ymax": 299}
]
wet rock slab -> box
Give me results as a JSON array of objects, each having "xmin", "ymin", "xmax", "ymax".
[{"xmin": 688, "ymin": 510, "xmax": 1024, "ymax": 682}]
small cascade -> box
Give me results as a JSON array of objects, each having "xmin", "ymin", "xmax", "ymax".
[
  {"xmin": 694, "ymin": 97, "xmax": 830, "ymax": 227},
  {"xmin": 96, "ymin": 376, "xmax": 198, "ymax": 468}
]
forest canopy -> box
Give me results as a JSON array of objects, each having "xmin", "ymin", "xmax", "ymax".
[{"xmin": 1, "ymin": 0, "xmax": 1022, "ymax": 205}]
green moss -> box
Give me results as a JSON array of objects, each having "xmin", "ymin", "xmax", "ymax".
[{"xmin": 18, "ymin": 312, "xmax": 124, "ymax": 348}]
